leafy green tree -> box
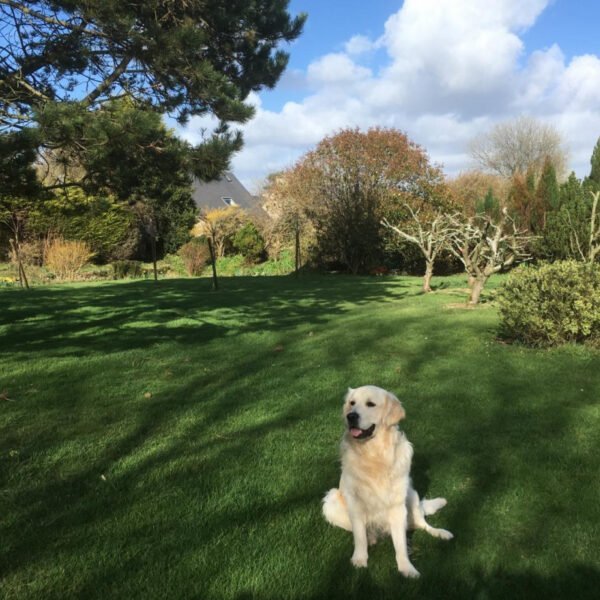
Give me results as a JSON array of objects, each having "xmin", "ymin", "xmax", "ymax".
[
  {"xmin": 476, "ymin": 187, "xmax": 501, "ymax": 221},
  {"xmin": 536, "ymin": 157, "xmax": 560, "ymax": 214},
  {"xmin": 584, "ymin": 136, "xmax": 600, "ymax": 192},
  {"xmin": 0, "ymin": 0, "xmax": 306, "ymax": 190},
  {"xmin": 0, "ymin": 130, "xmax": 41, "ymax": 199},
  {"xmin": 542, "ymin": 173, "xmax": 592, "ymax": 260},
  {"xmin": 28, "ymin": 189, "xmax": 139, "ymax": 263},
  {"xmin": 233, "ymin": 222, "xmax": 266, "ymax": 264}
]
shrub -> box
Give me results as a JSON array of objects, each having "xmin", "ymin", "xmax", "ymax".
[
  {"xmin": 498, "ymin": 261, "xmax": 600, "ymax": 347},
  {"xmin": 29, "ymin": 189, "xmax": 139, "ymax": 263},
  {"xmin": 232, "ymin": 223, "xmax": 266, "ymax": 263},
  {"xmin": 112, "ymin": 260, "xmax": 143, "ymax": 279},
  {"xmin": 44, "ymin": 238, "xmax": 95, "ymax": 280},
  {"xmin": 199, "ymin": 207, "xmax": 247, "ymax": 257},
  {"xmin": 178, "ymin": 237, "xmax": 211, "ymax": 275},
  {"xmin": 9, "ymin": 240, "xmax": 44, "ymax": 267}
]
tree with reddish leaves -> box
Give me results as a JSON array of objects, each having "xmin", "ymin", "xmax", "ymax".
[{"xmin": 293, "ymin": 127, "xmax": 446, "ymax": 274}]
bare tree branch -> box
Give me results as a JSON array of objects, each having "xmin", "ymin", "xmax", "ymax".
[
  {"xmin": 446, "ymin": 208, "xmax": 533, "ymax": 305},
  {"xmin": 382, "ymin": 204, "xmax": 455, "ymax": 292}
]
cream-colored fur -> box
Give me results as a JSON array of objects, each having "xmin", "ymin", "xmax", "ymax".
[{"xmin": 322, "ymin": 385, "xmax": 452, "ymax": 578}]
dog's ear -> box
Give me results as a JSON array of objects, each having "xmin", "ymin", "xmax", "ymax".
[
  {"xmin": 342, "ymin": 388, "xmax": 354, "ymax": 418},
  {"xmin": 384, "ymin": 392, "xmax": 405, "ymax": 426}
]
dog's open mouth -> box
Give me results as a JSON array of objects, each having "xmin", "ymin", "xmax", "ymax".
[{"xmin": 349, "ymin": 424, "xmax": 376, "ymax": 439}]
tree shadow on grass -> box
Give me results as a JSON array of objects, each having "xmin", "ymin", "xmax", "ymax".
[
  {"xmin": 0, "ymin": 275, "xmax": 410, "ymax": 358},
  {"xmin": 1, "ymin": 278, "xmax": 599, "ymax": 599},
  {"xmin": 303, "ymin": 563, "xmax": 600, "ymax": 600}
]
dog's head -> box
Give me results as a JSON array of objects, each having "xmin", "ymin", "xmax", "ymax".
[{"xmin": 343, "ymin": 385, "xmax": 405, "ymax": 441}]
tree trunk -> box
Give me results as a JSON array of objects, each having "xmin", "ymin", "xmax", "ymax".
[
  {"xmin": 467, "ymin": 274, "xmax": 476, "ymax": 288},
  {"xmin": 207, "ymin": 237, "xmax": 219, "ymax": 291},
  {"xmin": 151, "ymin": 236, "xmax": 158, "ymax": 281},
  {"xmin": 294, "ymin": 222, "xmax": 300, "ymax": 277},
  {"xmin": 468, "ymin": 276, "xmax": 487, "ymax": 306},
  {"xmin": 423, "ymin": 261, "xmax": 433, "ymax": 293},
  {"xmin": 19, "ymin": 261, "xmax": 29, "ymax": 289},
  {"xmin": 10, "ymin": 238, "xmax": 29, "ymax": 289}
]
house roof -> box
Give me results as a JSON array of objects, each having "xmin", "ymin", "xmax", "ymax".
[{"xmin": 191, "ymin": 171, "xmax": 261, "ymax": 213}]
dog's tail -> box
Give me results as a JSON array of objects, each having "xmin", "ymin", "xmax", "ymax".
[{"xmin": 322, "ymin": 488, "xmax": 352, "ymax": 531}]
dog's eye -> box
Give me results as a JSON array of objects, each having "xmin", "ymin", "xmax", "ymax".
[
  {"xmin": 366, "ymin": 401, "xmax": 376, "ymax": 407},
  {"xmin": 350, "ymin": 400, "xmax": 355, "ymax": 406}
]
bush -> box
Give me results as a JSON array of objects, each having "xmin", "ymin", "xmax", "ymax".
[
  {"xmin": 9, "ymin": 240, "xmax": 44, "ymax": 267},
  {"xmin": 498, "ymin": 261, "xmax": 600, "ymax": 347},
  {"xmin": 112, "ymin": 260, "xmax": 143, "ymax": 279},
  {"xmin": 232, "ymin": 223, "xmax": 266, "ymax": 264},
  {"xmin": 29, "ymin": 189, "xmax": 139, "ymax": 263},
  {"xmin": 44, "ymin": 238, "xmax": 95, "ymax": 280},
  {"xmin": 178, "ymin": 237, "xmax": 211, "ymax": 276}
]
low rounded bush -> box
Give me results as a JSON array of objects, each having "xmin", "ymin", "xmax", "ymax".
[
  {"xmin": 112, "ymin": 260, "xmax": 143, "ymax": 279},
  {"xmin": 178, "ymin": 237, "xmax": 211, "ymax": 276},
  {"xmin": 498, "ymin": 261, "xmax": 600, "ymax": 347},
  {"xmin": 232, "ymin": 223, "xmax": 266, "ymax": 264}
]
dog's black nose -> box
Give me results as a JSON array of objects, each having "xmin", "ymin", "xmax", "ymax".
[{"xmin": 347, "ymin": 412, "xmax": 359, "ymax": 425}]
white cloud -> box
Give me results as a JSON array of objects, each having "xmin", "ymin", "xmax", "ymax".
[
  {"xmin": 307, "ymin": 53, "xmax": 372, "ymax": 86},
  {"xmin": 179, "ymin": 0, "xmax": 600, "ymax": 187},
  {"xmin": 344, "ymin": 34, "xmax": 377, "ymax": 56}
]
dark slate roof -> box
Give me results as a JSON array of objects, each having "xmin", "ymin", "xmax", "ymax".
[{"xmin": 191, "ymin": 171, "xmax": 260, "ymax": 213}]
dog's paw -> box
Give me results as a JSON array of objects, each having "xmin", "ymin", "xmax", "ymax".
[
  {"xmin": 398, "ymin": 562, "xmax": 421, "ymax": 579},
  {"xmin": 351, "ymin": 554, "xmax": 368, "ymax": 568},
  {"xmin": 398, "ymin": 562, "xmax": 420, "ymax": 578},
  {"xmin": 436, "ymin": 528, "xmax": 454, "ymax": 541},
  {"xmin": 422, "ymin": 497, "xmax": 447, "ymax": 516}
]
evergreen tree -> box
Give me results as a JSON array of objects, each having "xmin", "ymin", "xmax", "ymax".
[
  {"xmin": 476, "ymin": 187, "xmax": 501, "ymax": 221},
  {"xmin": 535, "ymin": 157, "xmax": 560, "ymax": 232},
  {"xmin": 585, "ymin": 136, "xmax": 600, "ymax": 191},
  {"xmin": 0, "ymin": 1, "xmax": 306, "ymax": 193},
  {"xmin": 542, "ymin": 173, "xmax": 590, "ymax": 260}
]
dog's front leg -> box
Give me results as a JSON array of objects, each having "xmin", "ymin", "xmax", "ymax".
[
  {"xmin": 389, "ymin": 505, "xmax": 420, "ymax": 578},
  {"xmin": 348, "ymin": 508, "xmax": 368, "ymax": 568}
]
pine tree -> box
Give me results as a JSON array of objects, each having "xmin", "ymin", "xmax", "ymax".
[
  {"xmin": 476, "ymin": 187, "xmax": 501, "ymax": 221},
  {"xmin": 542, "ymin": 172, "xmax": 590, "ymax": 260},
  {"xmin": 535, "ymin": 157, "xmax": 560, "ymax": 231},
  {"xmin": 586, "ymin": 136, "xmax": 600, "ymax": 191},
  {"xmin": 0, "ymin": 1, "xmax": 306, "ymax": 195}
]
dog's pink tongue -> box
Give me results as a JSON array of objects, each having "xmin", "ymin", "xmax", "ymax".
[{"xmin": 350, "ymin": 428, "xmax": 363, "ymax": 438}]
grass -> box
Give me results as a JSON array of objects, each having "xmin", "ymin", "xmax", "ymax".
[
  {"xmin": 0, "ymin": 251, "xmax": 295, "ymax": 287},
  {"xmin": 0, "ymin": 273, "xmax": 599, "ymax": 600}
]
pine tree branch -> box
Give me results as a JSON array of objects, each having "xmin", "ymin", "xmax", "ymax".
[{"xmin": 81, "ymin": 54, "xmax": 133, "ymax": 107}]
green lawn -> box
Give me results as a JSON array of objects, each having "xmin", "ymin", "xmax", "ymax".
[{"xmin": 1, "ymin": 274, "xmax": 599, "ymax": 600}]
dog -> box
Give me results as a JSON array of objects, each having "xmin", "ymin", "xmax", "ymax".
[{"xmin": 322, "ymin": 385, "xmax": 452, "ymax": 578}]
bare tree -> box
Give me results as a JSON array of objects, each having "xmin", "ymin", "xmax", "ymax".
[
  {"xmin": 447, "ymin": 209, "xmax": 532, "ymax": 306},
  {"xmin": 469, "ymin": 116, "xmax": 568, "ymax": 180},
  {"xmin": 382, "ymin": 206, "xmax": 454, "ymax": 293}
]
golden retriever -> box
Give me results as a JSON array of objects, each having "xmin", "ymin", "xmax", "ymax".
[{"xmin": 322, "ymin": 385, "xmax": 452, "ymax": 577}]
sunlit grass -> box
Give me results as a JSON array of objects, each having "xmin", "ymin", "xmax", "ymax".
[{"xmin": 1, "ymin": 274, "xmax": 599, "ymax": 599}]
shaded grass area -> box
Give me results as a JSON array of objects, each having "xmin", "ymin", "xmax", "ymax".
[{"xmin": 1, "ymin": 274, "xmax": 599, "ymax": 599}]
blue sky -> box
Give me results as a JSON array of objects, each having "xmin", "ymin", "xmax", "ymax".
[{"xmin": 180, "ymin": 0, "xmax": 600, "ymax": 190}]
